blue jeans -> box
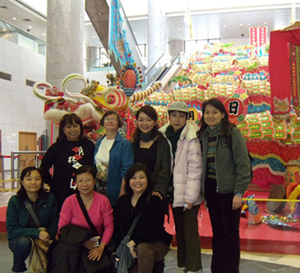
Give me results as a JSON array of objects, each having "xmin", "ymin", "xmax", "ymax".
[{"xmin": 9, "ymin": 236, "xmax": 32, "ymax": 272}]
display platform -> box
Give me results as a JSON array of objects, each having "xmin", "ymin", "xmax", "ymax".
[{"xmin": 164, "ymin": 190, "xmax": 300, "ymax": 255}]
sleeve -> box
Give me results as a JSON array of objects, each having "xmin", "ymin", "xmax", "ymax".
[
  {"xmin": 58, "ymin": 196, "xmax": 73, "ymax": 232},
  {"xmin": 40, "ymin": 143, "xmax": 57, "ymax": 185},
  {"xmin": 152, "ymin": 138, "xmax": 172, "ymax": 197},
  {"xmin": 46, "ymin": 194, "xmax": 59, "ymax": 239},
  {"xmin": 85, "ymin": 140, "xmax": 95, "ymax": 166},
  {"xmin": 6, "ymin": 197, "xmax": 40, "ymax": 240},
  {"xmin": 100, "ymin": 196, "xmax": 114, "ymax": 245},
  {"xmin": 231, "ymin": 128, "xmax": 252, "ymax": 193},
  {"xmin": 131, "ymin": 197, "xmax": 165, "ymax": 245},
  {"xmin": 185, "ymin": 137, "xmax": 202, "ymax": 203},
  {"xmin": 119, "ymin": 140, "xmax": 134, "ymax": 178}
]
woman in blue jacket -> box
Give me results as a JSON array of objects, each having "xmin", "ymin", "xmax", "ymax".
[
  {"xmin": 6, "ymin": 166, "xmax": 58, "ymax": 273},
  {"xmin": 198, "ymin": 98, "xmax": 251, "ymax": 273},
  {"xmin": 94, "ymin": 110, "xmax": 134, "ymax": 206}
]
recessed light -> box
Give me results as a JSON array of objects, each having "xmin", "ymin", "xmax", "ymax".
[
  {"xmin": 3, "ymin": 29, "xmax": 6, "ymax": 31},
  {"xmin": 28, "ymin": 25, "xmax": 32, "ymax": 29},
  {"xmin": 248, "ymin": 23, "xmax": 251, "ymax": 26},
  {"xmin": 42, "ymin": 33, "xmax": 46, "ymax": 36},
  {"xmin": 93, "ymin": 35, "xmax": 96, "ymax": 38},
  {"xmin": 264, "ymin": 22, "xmax": 267, "ymax": 25},
  {"xmin": 240, "ymin": 24, "xmax": 243, "ymax": 27},
  {"xmin": 223, "ymin": 25, "xmax": 227, "ymax": 27},
  {"xmin": 13, "ymin": 17, "xmax": 16, "ymax": 20},
  {"xmin": 177, "ymin": 28, "xmax": 180, "ymax": 31}
]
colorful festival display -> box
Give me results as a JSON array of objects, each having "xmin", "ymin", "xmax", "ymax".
[{"xmin": 34, "ymin": 32, "xmax": 300, "ymax": 221}]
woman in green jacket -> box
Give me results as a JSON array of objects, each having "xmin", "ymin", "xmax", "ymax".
[
  {"xmin": 133, "ymin": 105, "xmax": 171, "ymax": 200},
  {"xmin": 6, "ymin": 166, "xmax": 58, "ymax": 273},
  {"xmin": 198, "ymin": 98, "xmax": 251, "ymax": 273}
]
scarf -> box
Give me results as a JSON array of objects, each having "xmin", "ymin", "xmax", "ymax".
[
  {"xmin": 139, "ymin": 129, "xmax": 157, "ymax": 142},
  {"xmin": 165, "ymin": 125, "xmax": 184, "ymax": 157}
]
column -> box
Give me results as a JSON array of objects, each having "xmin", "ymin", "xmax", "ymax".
[{"xmin": 147, "ymin": 0, "xmax": 167, "ymax": 69}]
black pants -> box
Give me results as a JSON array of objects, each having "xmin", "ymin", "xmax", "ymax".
[{"xmin": 205, "ymin": 178, "xmax": 241, "ymax": 273}]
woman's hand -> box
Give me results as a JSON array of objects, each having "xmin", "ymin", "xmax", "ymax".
[
  {"xmin": 88, "ymin": 242, "xmax": 105, "ymax": 261},
  {"xmin": 38, "ymin": 230, "xmax": 50, "ymax": 242},
  {"xmin": 127, "ymin": 240, "xmax": 137, "ymax": 258},
  {"xmin": 232, "ymin": 195, "xmax": 243, "ymax": 210},
  {"xmin": 152, "ymin": 191, "xmax": 163, "ymax": 200},
  {"xmin": 83, "ymin": 240, "xmax": 98, "ymax": 250}
]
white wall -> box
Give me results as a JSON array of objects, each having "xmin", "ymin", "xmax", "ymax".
[{"xmin": 0, "ymin": 38, "xmax": 46, "ymax": 164}]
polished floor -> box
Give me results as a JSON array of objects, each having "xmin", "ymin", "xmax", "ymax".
[{"xmin": 0, "ymin": 232, "xmax": 299, "ymax": 273}]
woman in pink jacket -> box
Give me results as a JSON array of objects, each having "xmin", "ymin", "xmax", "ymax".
[{"xmin": 160, "ymin": 101, "xmax": 202, "ymax": 273}]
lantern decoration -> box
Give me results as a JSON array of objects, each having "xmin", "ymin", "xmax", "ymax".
[{"xmin": 117, "ymin": 62, "xmax": 143, "ymax": 97}]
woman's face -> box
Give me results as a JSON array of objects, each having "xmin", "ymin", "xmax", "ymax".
[
  {"xmin": 137, "ymin": 112, "xmax": 156, "ymax": 134},
  {"xmin": 103, "ymin": 114, "xmax": 119, "ymax": 131},
  {"xmin": 21, "ymin": 170, "xmax": 42, "ymax": 194},
  {"xmin": 169, "ymin": 111, "xmax": 187, "ymax": 131},
  {"xmin": 129, "ymin": 170, "xmax": 148, "ymax": 195},
  {"xmin": 203, "ymin": 104, "xmax": 225, "ymax": 129},
  {"xmin": 76, "ymin": 172, "xmax": 96, "ymax": 195},
  {"xmin": 63, "ymin": 121, "xmax": 81, "ymax": 141}
]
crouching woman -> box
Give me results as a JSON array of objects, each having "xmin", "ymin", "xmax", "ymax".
[
  {"xmin": 113, "ymin": 163, "xmax": 172, "ymax": 273},
  {"xmin": 6, "ymin": 166, "xmax": 58, "ymax": 273}
]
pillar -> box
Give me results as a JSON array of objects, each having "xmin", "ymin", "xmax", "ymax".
[{"xmin": 147, "ymin": 0, "xmax": 167, "ymax": 69}]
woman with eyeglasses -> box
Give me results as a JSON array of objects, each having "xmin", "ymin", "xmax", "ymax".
[
  {"xmin": 40, "ymin": 113, "xmax": 95, "ymax": 210},
  {"xmin": 94, "ymin": 110, "xmax": 134, "ymax": 206}
]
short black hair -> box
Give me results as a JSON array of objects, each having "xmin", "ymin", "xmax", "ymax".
[{"xmin": 75, "ymin": 165, "xmax": 97, "ymax": 178}]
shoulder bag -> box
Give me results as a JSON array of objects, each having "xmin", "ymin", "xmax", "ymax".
[{"xmin": 76, "ymin": 192, "xmax": 112, "ymax": 272}]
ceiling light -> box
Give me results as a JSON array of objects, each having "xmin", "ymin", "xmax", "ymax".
[
  {"xmin": 177, "ymin": 28, "xmax": 180, "ymax": 31},
  {"xmin": 13, "ymin": 17, "xmax": 16, "ymax": 20},
  {"xmin": 28, "ymin": 26, "xmax": 32, "ymax": 29},
  {"xmin": 240, "ymin": 24, "xmax": 243, "ymax": 27},
  {"xmin": 3, "ymin": 29, "xmax": 6, "ymax": 31},
  {"xmin": 264, "ymin": 22, "xmax": 267, "ymax": 25},
  {"xmin": 42, "ymin": 33, "xmax": 46, "ymax": 36},
  {"xmin": 93, "ymin": 36, "xmax": 96, "ymax": 38},
  {"xmin": 248, "ymin": 23, "xmax": 251, "ymax": 26},
  {"xmin": 223, "ymin": 25, "xmax": 227, "ymax": 27}
]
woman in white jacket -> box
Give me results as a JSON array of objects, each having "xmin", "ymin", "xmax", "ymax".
[{"xmin": 160, "ymin": 101, "xmax": 202, "ymax": 273}]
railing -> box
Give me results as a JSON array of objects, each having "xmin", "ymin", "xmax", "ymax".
[{"xmin": 0, "ymin": 151, "xmax": 46, "ymax": 189}]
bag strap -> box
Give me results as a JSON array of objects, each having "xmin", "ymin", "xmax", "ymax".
[
  {"xmin": 127, "ymin": 213, "xmax": 141, "ymax": 237},
  {"xmin": 127, "ymin": 193, "xmax": 152, "ymax": 237},
  {"xmin": 76, "ymin": 192, "xmax": 99, "ymax": 235},
  {"xmin": 24, "ymin": 201, "xmax": 41, "ymax": 228}
]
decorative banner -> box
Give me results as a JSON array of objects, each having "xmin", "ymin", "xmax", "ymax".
[
  {"xmin": 249, "ymin": 26, "xmax": 267, "ymax": 47},
  {"xmin": 290, "ymin": 43, "xmax": 300, "ymax": 113},
  {"xmin": 109, "ymin": 0, "xmax": 134, "ymax": 65},
  {"xmin": 269, "ymin": 29, "xmax": 300, "ymax": 118}
]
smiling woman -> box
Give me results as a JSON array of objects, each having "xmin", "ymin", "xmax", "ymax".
[
  {"xmin": 40, "ymin": 113, "xmax": 95, "ymax": 210},
  {"xmin": 113, "ymin": 163, "xmax": 172, "ymax": 273}
]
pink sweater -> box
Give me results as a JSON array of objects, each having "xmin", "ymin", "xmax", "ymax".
[{"xmin": 59, "ymin": 191, "xmax": 114, "ymax": 245}]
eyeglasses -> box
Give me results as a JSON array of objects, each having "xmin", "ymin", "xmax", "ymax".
[{"xmin": 104, "ymin": 118, "xmax": 117, "ymax": 122}]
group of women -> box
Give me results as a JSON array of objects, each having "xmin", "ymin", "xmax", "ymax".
[{"xmin": 6, "ymin": 98, "xmax": 251, "ymax": 273}]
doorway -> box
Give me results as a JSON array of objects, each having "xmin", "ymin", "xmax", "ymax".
[{"xmin": 19, "ymin": 131, "xmax": 37, "ymax": 170}]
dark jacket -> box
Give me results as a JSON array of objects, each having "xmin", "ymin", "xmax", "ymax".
[
  {"xmin": 199, "ymin": 126, "xmax": 251, "ymax": 195},
  {"xmin": 40, "ymin": 139, "xmax": 95, "ymax": 209},
  {"xmin": 113, "ymin": 192, "xmax": 172, "ymax": 247},
  {"xmin": 133, "ymin": 136, "xmax": 171, "ymax": 198},
  {"xmin": 6, "ymin": 193, "xmax": 58, "ymax": 241}
]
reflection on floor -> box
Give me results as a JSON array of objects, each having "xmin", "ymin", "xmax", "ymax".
[{"xmin": 0, "ymin": 232, "xmax": 299, "ymax": 273}]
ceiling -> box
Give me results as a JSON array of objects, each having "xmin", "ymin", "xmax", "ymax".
[{"xmin": 0, "ymin": 0, "xmax": 299, "ymax": 48}]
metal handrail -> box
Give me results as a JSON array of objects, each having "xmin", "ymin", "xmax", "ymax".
[{"xmin": 9, "ymin": 151, "xmax": 47, "ymax": 189}]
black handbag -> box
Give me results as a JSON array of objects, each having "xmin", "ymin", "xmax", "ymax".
[{"xmin": 76, "ymin": 193, "xmax": 112, "ymax": 272}]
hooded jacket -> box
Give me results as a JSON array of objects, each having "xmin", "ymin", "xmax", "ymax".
[{"xmin": 160, "ymin": 120, "xmax": 202, "ymax": 207}]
